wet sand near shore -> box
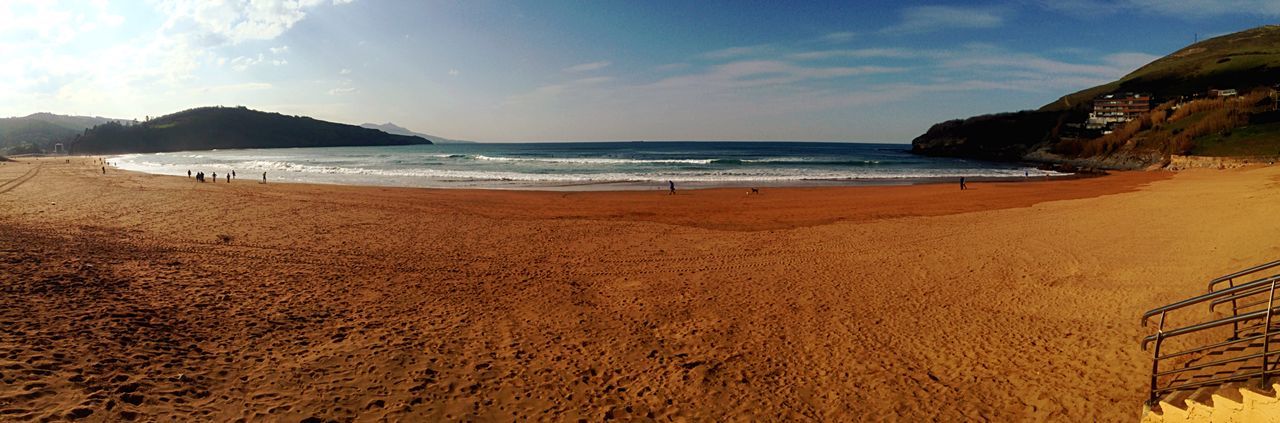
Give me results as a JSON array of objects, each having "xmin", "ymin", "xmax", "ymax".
[{"xmin": 2, "ymin": 157, "xmax": 1278, "ymax": 421}]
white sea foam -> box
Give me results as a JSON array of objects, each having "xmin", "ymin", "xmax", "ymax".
[
  {"xmin": 107, "ymin": 144, "xmax": 1068, "ymax": 189},
  {"xmin": 472, "ymin": 155, "xmax": 715, "ymax": 165}
]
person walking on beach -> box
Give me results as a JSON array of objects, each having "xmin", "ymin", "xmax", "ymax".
[
  {"xmin": 226, "ymin": 173, "xmax": 230, "ymax": 183},
  {"xmin": 101, "ymin": 166, "xmax": 105, "ymax": 174},
  {"xmin": 262, "ymin": 172, "xmax": 267, "ymax": 184},
  {"xmin": 212, "ymin": 172, "xmax": 217, "ymax": 182},
  {"xmin": 232, "ymin": 170, "xmax": 236, "ymax": 180},
  {"xmin": 959, "ymin": 177, "xmax": 967, "ymax": 191},
  {"xmin": 668, "ymin": 180, "xmax": 676, "ymax": 195},
  {"xmin": 188, "ymin": 170, "xmax": 192, "ymax": 178}
]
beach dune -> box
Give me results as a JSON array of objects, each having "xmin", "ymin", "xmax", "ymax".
[{"xmin": 1, "ymin": 157, "xmax": 1278, "ymax": 421}]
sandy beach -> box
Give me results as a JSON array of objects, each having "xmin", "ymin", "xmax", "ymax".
[{"xmin": 2, "ymin": 157, "xmax": 1278, "ymax": 421}]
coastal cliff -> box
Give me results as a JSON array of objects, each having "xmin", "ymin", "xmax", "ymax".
[{"xmin": 912, "ymin": 25, "xmax": 1280, "ymax": 169}]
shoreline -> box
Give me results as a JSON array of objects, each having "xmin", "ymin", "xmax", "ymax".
[
  {"xmin": 6, "ymin": 156, "xmax": 1275, "ymax": 421},
  {"xmin": 99, "ymin": 143, "xmax": 1067, "ymax": 191}
]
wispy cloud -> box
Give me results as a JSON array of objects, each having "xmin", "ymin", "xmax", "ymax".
[
  {"xmin": 328, "ymin": 86, "xmax": 357, "ymax": 95},
  {"xmin": 881, "ymin": 6, "xmax": 1005, "ymax": 34},
  {"xmin": 790, "ymin": 48, "xmax": 927, "ymax": 61},
  {"xmin": 818, "ymin": 31, "xmax": 857, "ymax": 43},
  {"xmin": 228, "ymin": 53, "xmax": 287, "ymax": 71},
  {"xmin": 650, "ymin": 60, "xmax": 905, "ymax": 89},
  {"xmin": 563, "ymin": 60, "xmax": 611, "ymax": 73},
  {"xmin": 701, "ymin": 44, "xmax": 773, "ymax": 60},
  {"xmin": 1043, "ymin": 0, "xmax": 1280, "ymax": 17},
  {"xmin": 654, "ymin": 63, "xmax": 689, "ymax": 72}
]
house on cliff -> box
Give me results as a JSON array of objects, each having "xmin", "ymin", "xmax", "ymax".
[{"xmin": 1086, "ymin": 92, "xmax": 1152, "ymax": 130}]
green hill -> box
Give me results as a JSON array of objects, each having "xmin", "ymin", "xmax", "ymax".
[
  {"xmin": 913, "ymin": 25, "xmax": 1280, "ymax": 168},
  {"xmin": 0, "ymin": 113, "xmax": 127, "ymax": 154},
  {"xmin": 71, "ymin": 106, "xmax": 431, "ymax": 155}
]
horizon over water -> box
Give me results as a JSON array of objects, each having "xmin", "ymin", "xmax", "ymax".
[{"xmin": 110, "ymin": 141, "xmax": 1062, "ymax": 190}]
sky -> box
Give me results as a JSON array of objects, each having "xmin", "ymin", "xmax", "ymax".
[{"xmin": 0, "ymin": 1, "xmax": 1276, "ymax": 142}]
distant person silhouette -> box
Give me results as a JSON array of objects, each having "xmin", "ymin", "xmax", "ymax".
[
  {"xmin": 226, "ymin": 173, "xmax": 230, "ymax": 183},
  {"xmin": 232, "ymin": 170, "xmax": 236, "ymax": 180},
  {"xmin": 212, "ymin": 172, "xmax": 217, "ymax": 182},
  {"xmin": 668, "ymin": 180, "xmax": 675, "ymax": 195},
  {"xmin": 960, "ymin": 177, "xmax": 967, "ymax": 191},
  {"xmin": 262, "ymin": 172, "xmax": 267, "ymax": 184},
  {"xmin": 101, "ymin": 166, "xmax": 105, "ymax": 174},
  {"xmin": 188, "ymin": 170, "xmax": 191, "ymax": 178}
]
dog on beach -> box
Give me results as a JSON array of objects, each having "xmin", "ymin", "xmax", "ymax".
[{"xmin": 747, "ymin": 187, "xmax": 760, "ymax": 195}]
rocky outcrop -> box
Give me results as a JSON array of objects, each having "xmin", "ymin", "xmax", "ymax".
[{"xmin": 1167, "ymin": 155, "xmax": 1280, "ymax": 170}]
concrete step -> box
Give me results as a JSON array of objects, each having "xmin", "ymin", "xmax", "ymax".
[
  {"xmin": 1211, "ymin": 381, "xmax": 1246, "ymax": 407},
  {"xmin": 1185, "ymin": 385, "xmax": 1217, "ymax": 409},
  {"xmin": 1158, "ymin": 388, "xmax": 1196, "ymax": 413}
]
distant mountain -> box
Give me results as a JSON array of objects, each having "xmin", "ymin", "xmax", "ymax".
[
  {"xmin": 912, "ymin": 25, "xmax": 1280, "ymax": 168},
  {"xmin": 360, "ymin": 122, "xmax": 474, "ymax": 144},
  {"xmin": 71, "ymin": 106, "xmax": 431, "ymax": 155},
  {"xmin": 0, "ymin": 113, "xmax": 129, "ymax": 154}
]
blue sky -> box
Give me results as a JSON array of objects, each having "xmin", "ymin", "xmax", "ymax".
[{"xmin": 0, "ymin": 1, "xmax": 1275, "ymax": 142}]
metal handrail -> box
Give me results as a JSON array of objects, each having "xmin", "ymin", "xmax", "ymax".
[
  {"xmin": 1143, "ymin": 262, "xmax": 1280, "ymax": 405},
  {"xmin": 1156, "ymin": 332, "xmax": 1268, "ymax": 361},
  {"xmin": 1209, "ymin": 260, "xmax": 1280, "ymax": 291},
  {"xmin": 1141, "ymin": 274, "xmax": 1280, "ymax": 325},
  {"xmin": 1156, "ymin": 346, "xmax": 1280, "ymax": 377},
  {"xmin": 1210, "ymin": 284, "xmax": 1277, "ymax": 311},
  {"xmin": 1142, "ymin": 309, "xmax": 1270, "ymax": 350}
]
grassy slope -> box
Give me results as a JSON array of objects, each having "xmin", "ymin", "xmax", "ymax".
[
  {"xmin": 1193, "ymin": 121, "xmax": 1280, "ymax": 156},
  {"xmin": 1043, "ymin": 25, "xmax": 1280, "ymax": 113}
]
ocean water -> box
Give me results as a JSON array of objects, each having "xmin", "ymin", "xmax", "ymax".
[{"xmin": 109, "ymin": 142, "xmax": 1059, "ymax": 190}]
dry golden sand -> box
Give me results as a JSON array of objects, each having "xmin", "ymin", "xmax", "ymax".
[{"xmin": 1, "ymin": 157, "xmax": 1278, "ymax": 421}]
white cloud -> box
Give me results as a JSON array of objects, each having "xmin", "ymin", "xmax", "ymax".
[
  {"xmin": 229, "ymin": 53, "xmax": 289, "ymax": 71},
  {"xmin": 339, "ymin": 68, "xmax": 352, "ymax": 75},
  {"xmin": 448, "ymin": 69, "xmax": 460, "ymax": 76},
  {"xmin": 194, "ymin": 82, "xmax": 273, "ymax": 93},
  {"xmin": 881, "ymin": 6, "xmax": 1005, "ymax": 34},
  {"xmin": 155, "ymin": 0, "xmax": 340, "ymax": 44},
  {"xmin": 270, "ymin": 45, "xmax": 289, "ymax": 54},
  {"xmin": 563, "ymin": 60, "xmax": 611, "ymax": 73},
  {"xmin": 230, "ymin": 55, "xmax": 261, "ymax": 71},
  {"xmin": 328, "ymin": 86, "xmax": 357, "ymax": 95}
]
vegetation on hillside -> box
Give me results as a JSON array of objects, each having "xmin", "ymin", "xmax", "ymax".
[
  {"xmin": 71, "ymin": 106, "xmax": 431, "ymax": 155},
  {"xmin": 1051, "ymin": 90, "xmax": 1275, "ymax": 158},
  {"xmin": 0, "ymin": 113, "xmax": 128, "ymax": 154},
  {"xmin": 912, "ymin": 25, "xmax": 1280, "ymax": 168},
  {"xmin": 1044, "ymin": 26, "xmax": 1280, "ymax": 113}
]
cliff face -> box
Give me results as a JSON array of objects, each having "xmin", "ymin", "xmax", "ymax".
[
  {"xmin": 910, "ymin": 111, "xmax": 1066, "ymax": 161},
  {"xmin": 912, "ymin": 25, "xmax": 1280, "ymax": 169}
]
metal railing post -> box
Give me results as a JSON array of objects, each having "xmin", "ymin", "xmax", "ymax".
[
  {"xmin": 1262, "ymin": 280, "xmax": 1277, "ymax": 390},
  {"xmin": 1150, "ymin": 311, "xmax": 1167, "ymax": 404},
  {"xmin": 1229, "ymin": 278, "xmax": 1241, "ymax": 339}
]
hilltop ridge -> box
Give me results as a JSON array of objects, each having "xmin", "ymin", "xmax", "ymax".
[
  {"xmin": 912, "ymin": 25, "xmax": 1280, "ymax": 169},
  {"xmin": 71, "ymin": 107, "xmax": 431, "ymax": 155},
  {"xmin": 0, "ymin": 113, "xmax": 129, "ymax": 155}
]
